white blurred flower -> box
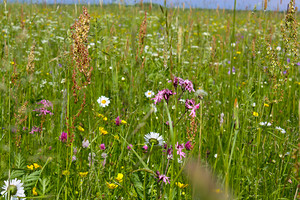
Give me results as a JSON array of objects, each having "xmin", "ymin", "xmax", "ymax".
[
  {"xmin": 144, "ymin": 132, "xmax": 164, "ymax": 146},
  {"xmin": 97, "ymin": 96, "xmax": 110, "ymax": 107},
  {"xmin": 145, "ymin": 90, "xmax": 154, "ymax": 98},
  {"xmin": 1, "ymin": 178, "xmax": 26, "ymax": 200}
]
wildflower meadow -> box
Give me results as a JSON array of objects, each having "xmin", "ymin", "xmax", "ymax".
[{"xmin": 0, "ymin": 0, "xmax": 299, "ymax": 199}]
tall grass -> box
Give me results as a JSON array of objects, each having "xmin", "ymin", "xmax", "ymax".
[{"xmin": 0, "ymin": 1, "xmax": 299, "ymax": 199}]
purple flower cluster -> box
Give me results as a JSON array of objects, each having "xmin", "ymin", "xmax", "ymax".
[
  {"xmin": 185, "ymin": 141, "xmax": 192, "ymax": 150},
  {"xmin": 115, "ymin": 116, "xmax": 121, "ymax": 126},
  {"xmin": 59, "ymin": 131, "xmax": 68, "ymax": 143},
  {"xmin": 29, "ymin": 126, "xmax": 41, "ymax": 134},
  {"xmin": 176, "ymin": 142, "xmax": 186, "ymax": 160},
  {"xmin": 185, "ymin": 99, "xmax": 200, "ymax": 118},
  {"xmin": 165, "ymin": 141, "xmax": 191, "ymax": 160},
  {"xmin": 170, "ymin": 76, "xmax": 195, "ymax": 92},
  {"xmin": 33, "ymin": 99, "xmax": 54, "ymax": 116},
  {"xmin": 156, "ymin": 171, "xmax": 170, "ymax": 184},
  {"xmin": 152, "ymin": 89, "xmax": 175, "ymax": 104}
]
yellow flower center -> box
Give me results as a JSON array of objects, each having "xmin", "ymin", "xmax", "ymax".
[{"xmin": 101, "ymin": 100, "xmax": 106, "ymax": 104}]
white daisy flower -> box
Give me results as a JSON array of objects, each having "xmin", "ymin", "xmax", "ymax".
[
  {"xmin": 259, "ymin": 122, "xmax": 267, "ymax": 126},
  {"xmin": 1, "ymin": 178, "xmax": 26, "ymax": 200},
  {"xmin": 145, "ymin": 90, "xmax": 154, "ymax": 98},
  {"xmin": 144, "ymin": 132, "xmax": 164, "ymax": 146},
  {"xmin": 275, "ymin": 126, "xmax": 286, "ymax": 134},
  {"xmin": 97, "ymin": 96, "xmax": 110, "ymax": 107}
]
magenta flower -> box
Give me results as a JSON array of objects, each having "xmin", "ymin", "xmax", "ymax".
[
  {"xmin": 167, "ymin": 146, "xmax": 173, "ymax": 160},
  {"xmin": 100, "ymin": 143, "xmax": 105, "ymax": 150},
  {"xmin": 29, "ymin": 126, "xmax": 41, "ymax": 134},
  {"xmin": 152, "ymin": 89, "xmax": 175, "ymax": 104},
  {"xmin": 152, "ymin": 90, "xmax": 165, "ymax": 104},
  {"xmin": 156, "ymin": 171, "xmax": 170, "ymax": 184},
  {"xmin": 176, "ymin": 142, "xmax": 186, "ymax": 160},
  {"xmin": 37, "ymin": 99, "xmax": 53, "ymax": 109},
  {"xmin": 115, "ymin": 116, "xmax": 121, "ymax": 126},
  {"xmin": 181, "ymin": 79, "xmax": 195, "ymax": 92},
  {"xmin": 169, "ymin": 76, "xmax": 183, "ymax": 89},
  {"xmin": 33, "ymin": 99, "xmax": 54, "ymax": 116},
  {"xmin": 142, "ymin": 145, "xmax": 148, "ymax": 150},
  {"xmin": 36, "ymin": 107, "xmax": 54, "ymax": 116},
  {"xmin": 185, "ymin": 99, "xmax": 200, "ymax": 118},
  {"xmin": 59, "ymin": 132, "xmax": 68, "ymax": 143},
  {"xmin": 176, "ymin": 142, "xmax": 184, "ymax": 150},
  {"xmin": 185, "ymin": 141, "xmax": 192, "ymax": 150},
  {"xmin": 127, "ymin": 144, "xmax": 133, "ymax": 150}
]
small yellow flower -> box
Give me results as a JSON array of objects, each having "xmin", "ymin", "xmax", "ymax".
[
  {"xmin": 99, "ymin": 127, "xmax": 108, "ymax": 135},
  {"xmin": 27, "ymin": 165, "xmax": 34, "ymax": 170},
  {"xmin": 32, "ymin": 187, "xmax": 38, "ymax": 196},
  {"xmin": 236, "ymin": 51, "xmax": 241, "ymax": 54},
  {"xmin": 103, "ymin": 117, "xmax": 108, "ymax": 121},
  {"xmin": 114, "ymin": 135, "xmax": 119, "ymax": 140},
  {"xmin": 79, "ymin": 172, "xmax": 88, "ymax": 178},
  {"xmin": 264, "ymin": 103, "xmax": 269, "ymax": 107},
  {"xmin": 33, "ymin": 163, "xmax": 40, "ymax": 169},
  {"xmin": 182, "ymin": 192, "xmax": 185, "ymax": 195},
  {"xmin": 62, "ymin": 170, "xmax": 70, "ymax": 176},
  {"xmin": 233, "ymin": 57, "xmax": 236, "ymax": 59},
  {"xmin": 97, "ymin": 113, "xmax": 104, "ymax": 118},
  {"xmin": 106, "ymin": 182, "xmax": 118, "ymax": 189},
  {"xmin": 253, "ymin": 112, "xmax": 259, "ymax": 117},
  {"xmin": 175, "ymin": 182, "xmax": 189, "ymax": 189},
  {"xmin": 115, "ymin": 173, "xmax": 123, "ymax": 183},
  {"xmin": 10, "ymin": 61, "xmax": 15, "ymax": 65},
  {"xmin": 77, "ymin": 126, "xmax": 84, "ymax": 132},
  {"xmin": 121, "ymin": 120, "xmax": 127, "ymax": 125}
]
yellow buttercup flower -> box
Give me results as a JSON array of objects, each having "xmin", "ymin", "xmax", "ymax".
[
  {"xmin": 103, "ymin": 117, "xmax": 108, "ymax": 121},
  {"xmin": 33, "ymin": 163, "xmax": 41, "ymax": 169},
  {"xmin": 106, "ymin": 182, "xmax": 118, "ymax": 189},
  {"xmin": 264, "ymin": 103, "xmax": 269, "ymax": 107},
  {"xmin": 99, "ymin": 127, "xmax": 108, "ymax": 135},
  {"xmin": 32, "ymin": 187, "xmax": 38, "ymax": 196},
  {"xmin": 175, "ymin": 182, "xmax": 189, "ymax": 189},
  {"xmin": 79, "ymin": 172, "xmax": 88, "ymax": 178},
  {"xmin": 77, "ymin": 126, "xmax": 84, "ymax": 132},
  {"xmin": 62, "ymin": 170, "xmax": 70, "ymax": 176},
  {"xmin": 114, "ymin": 135, "xmax": 119, "ymax": 140},
  {"xmin": 97, "ymin": 113, "xmax": 104, "ymax": 118},
  {"xmin": 27, "ymin": 165, "xmax": 34, "ymax": 170},
  {"xmin": 121, "ymin": 120, "xmax": 127, "ymax": 125},
  {"xmin": 115, "ymin": 173, "xmax": 123, "ymax": 183},
  {"xmin": 253, "ymin": 112, "xmax": 259, "ymax": 117}
]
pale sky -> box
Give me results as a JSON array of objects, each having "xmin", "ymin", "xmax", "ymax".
[{"xmin": 9, "ymin": 0, "xmax": 298, "ymax": 11}]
